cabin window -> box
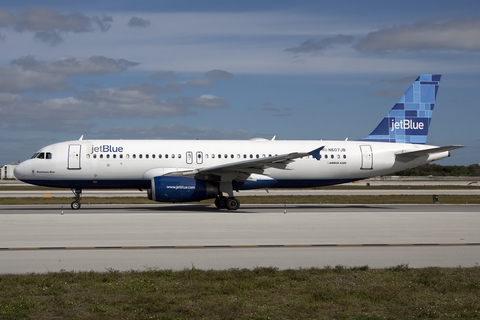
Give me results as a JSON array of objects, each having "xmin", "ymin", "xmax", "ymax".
[
  {"xmin": 165, "ymin": 154, "xmax": 169, "ymax": 159},
  {"xmin": 231, "ymin": 154, "xmax": 234, "ymax": 159},
  {"xmin": 250, "ymin": 154, "xmax": 253, "ymax": 159},
  {"xmin": 159, "ymin": 154, "xmax": 162, "ymax": 159},
  {"xmin": 331, "ymin": 155, "xmax": 334, "ymax": 159},
  {"xmin": 86, "ymin": 154, "xmax": 90, "ymax": 159},
  {"xmin": 93, "ymin": 154, "xmax": 97, "ymax": 159},
  {"xmin": 132, "ymin": 154, "xmax": 136, "ymax": 159},
  {"xmin": 244, "ymin": 154, "xmax": 247, "ymax": 158},
  {"xmin": 343, "ymin": 155, "xmax": 346, "ymax": 159},
  {"xmin": 146, "ymin": 154, "xmax": 149, "ymax": 159},
  {"xmin": 126, "ymin": 154, "xmax": 130, "ymax": 159},
  {"xmin": 218, "ymin": 154, "xmax": 221, "ymax": 158},
  {"xmin": 113, "ymin": 154, "xmax": 116, "ymax": 159},
  {"xmin": 139, "ymin": 154, "xmax": 143, "ymax": 159},
  {"xmin": 256, "ymin": 154, "xmax": 259, "ymax": 158},
  {"xmin": 106, "ymin": 154, "xmax": 110, "ymax": 159},
  {"xmin": 172, "ymin": 154, "xmax": 175, "ymax": 159},
  {"xmin": 178, "ymin": 154, "xmax": 181, "ymax": 159},
  {"xmin": 120, "ymin": 154, "xmax": 123, "ymax": 159}
]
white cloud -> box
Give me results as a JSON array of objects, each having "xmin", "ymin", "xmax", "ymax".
[
  {"xmin": 127, "ymin": 17, "xmax": 151, "ymax": 28},
  {"xmin": 0, "ymin": 7, "xmax": 113, "ymax": 46},
  {"xmin": 186, "ymin": 78, "xmax": 213, "ymax": 87},
  {"xmin": 356, "ymin": 17, "xmax": 480, "ymax": 52},
  {"xmin": 205, "ymin": 69, "xmax": 234, "ymax": 79},
  {"xmin": 0, "ymin": 56, "xmax": 138, "ymax": 92},
  {"xmin": 99, "ymin": 124, "xmax": 252, "ymax": 140},
  {"xmin": 285, "ymin": 35, "xmax": 354, "ymax": 53},
  {"xmin": 0, "ymin": 66, "xmax": 67, "ymax": 92},
  {"xmin": 194, "ymin": 94, "xmax": 228, "ymax": 108}
]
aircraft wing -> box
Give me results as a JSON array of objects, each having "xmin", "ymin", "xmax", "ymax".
[
  {"xmin": 395, "ymin": 145, "xmax": 464, "ymax": 157},
  {"xmin": 168, "ymin": 146, "xmax": 324, "ymax": 181}
]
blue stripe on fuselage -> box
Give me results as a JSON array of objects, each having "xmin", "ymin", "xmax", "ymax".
[{"xmin": 23, "ymin": 178, "xmax": 364, "ymax": 190}]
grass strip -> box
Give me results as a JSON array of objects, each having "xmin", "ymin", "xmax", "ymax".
[
  {"xmin": 0, "ymin": 266, "xmax": 479, "ymax": 319},
  {"xmin": 1, "ymin": 195, "xmax": 479, "ymax": 205}
]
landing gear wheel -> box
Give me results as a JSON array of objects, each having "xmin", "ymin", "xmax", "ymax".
[
  {"xmin": 71, "ymin": 188, "xmax": 82, "ymax": 210},
  {"xmin": 215, "ymin": 196, "xmax": 227, "ymax": 209},
  {"xmin": 226, "ymin": 197, "xmax": 240, "ymax": 210},
  {"xmin": 71, "ymin": 201, "xmax": 81, "ymax": 210}
]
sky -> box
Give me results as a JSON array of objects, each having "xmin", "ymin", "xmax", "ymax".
[{"xmin": 1, "ymin": 0, "xmax": 480, "ymax": 166}]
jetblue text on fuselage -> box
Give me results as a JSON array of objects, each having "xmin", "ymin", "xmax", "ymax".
[
  {"xmin": 91, "ymin": 145, "xmax": 124, "ymax": 153},
  {"xmin": 390, "ymin": 119, "xmax": 424, "ymax": 131}
]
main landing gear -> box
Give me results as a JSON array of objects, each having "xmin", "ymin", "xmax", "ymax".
[
  {"xmin": 215, "ymin": 196, "xmax": 240, "ymax": 210},
  {"xmin": 71, "ymin": 188, "xmax": 82, "ymax": 210}
]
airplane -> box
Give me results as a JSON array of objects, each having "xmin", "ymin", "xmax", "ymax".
[{"xmin": 14, "ymin": 74, "xmax": 462, "ymax": 210}]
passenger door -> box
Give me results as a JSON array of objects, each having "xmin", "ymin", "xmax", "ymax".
[
  {"xmin": 68, "ymin": 144, "xmax": 82, "ymax": 170},
  {"xmin": 360, "ymin": 145, "xmax": 373, "ymax": 170}
]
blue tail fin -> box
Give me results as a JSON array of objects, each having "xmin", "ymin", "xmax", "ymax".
[{"xmin": 360, "ymin": 74, "xmax": 441, "ymax": 144}]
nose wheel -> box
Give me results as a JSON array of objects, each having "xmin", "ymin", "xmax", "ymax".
[
  {"xmin": 71, "ymin": 201, "xmax": 81, "ymax": 210},
  {"xmin": 71, "ymin": 188, "xmax": 82, "ymax": 210}
]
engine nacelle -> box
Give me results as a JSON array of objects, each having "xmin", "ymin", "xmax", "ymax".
[{"xmin": 149, "ymin": 176, "xmax": 218, "ymax": 202}]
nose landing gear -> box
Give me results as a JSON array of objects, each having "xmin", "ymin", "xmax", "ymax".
[{"xmin": 71, "ymin": 188, "xmax": 82, "ymax": 210}]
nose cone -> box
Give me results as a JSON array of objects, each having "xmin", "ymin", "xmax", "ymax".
[{"xmin": 14, "ymin": 162, "xmax": 26, "ymax": 180}]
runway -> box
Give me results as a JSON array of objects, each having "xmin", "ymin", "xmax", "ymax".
[{"xmin": 1, "ymin": 204, "xmax": 479, "ymax": 274}]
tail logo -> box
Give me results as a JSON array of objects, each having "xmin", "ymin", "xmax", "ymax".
[
  {"xmin": 360, "ymin": 74, "xmax": 441, "ymax": 144},
  {"xmin": 391, "ymin": 119, "xmax": 424, "ymax": 131}
]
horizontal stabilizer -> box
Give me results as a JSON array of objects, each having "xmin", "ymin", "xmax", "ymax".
[{"xmin": 395, "ymin": 145, "xmax": 463, "ymax": 157}]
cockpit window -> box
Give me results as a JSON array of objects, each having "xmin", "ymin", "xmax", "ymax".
[{"xmin": 31, "ymin": 152, "xmax": 52, "ymax": 159}]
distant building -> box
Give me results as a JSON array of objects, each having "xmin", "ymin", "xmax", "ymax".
[{"xmin": 1, "ymin": 163, "xmax": 18, "ymax": 179}]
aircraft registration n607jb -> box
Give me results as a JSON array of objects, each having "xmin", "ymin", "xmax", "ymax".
[{"xmin": 14, "ymin": 74, "xmax": 462, "ymax": 210}]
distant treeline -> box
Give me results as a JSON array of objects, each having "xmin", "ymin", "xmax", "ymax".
[{"xmin": 393, "ymin": 163, "xmax": 480, "ymax": 176}]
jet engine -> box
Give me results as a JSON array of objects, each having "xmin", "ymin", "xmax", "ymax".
[{"xmin": 148, "ymin": 176, "xmax": 218, "ymax": 202}]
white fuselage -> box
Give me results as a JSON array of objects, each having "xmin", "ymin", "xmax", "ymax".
[{"xmin": 14, "ymin": 139, "xmax": 448, "ymax": 190}]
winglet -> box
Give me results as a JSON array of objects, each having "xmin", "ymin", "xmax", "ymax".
[{"xmin": 308, "ymin": 146, "xmax": 324, "ymax": 160}]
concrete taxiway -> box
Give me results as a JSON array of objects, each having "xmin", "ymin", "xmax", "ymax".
[
  {"xmin": 1, "ymin": 188, "xmax": 480, "ymax": 198},
  {"xmin": 1, "ymin": 204, "xmax": 479, "ymax": 274}
]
